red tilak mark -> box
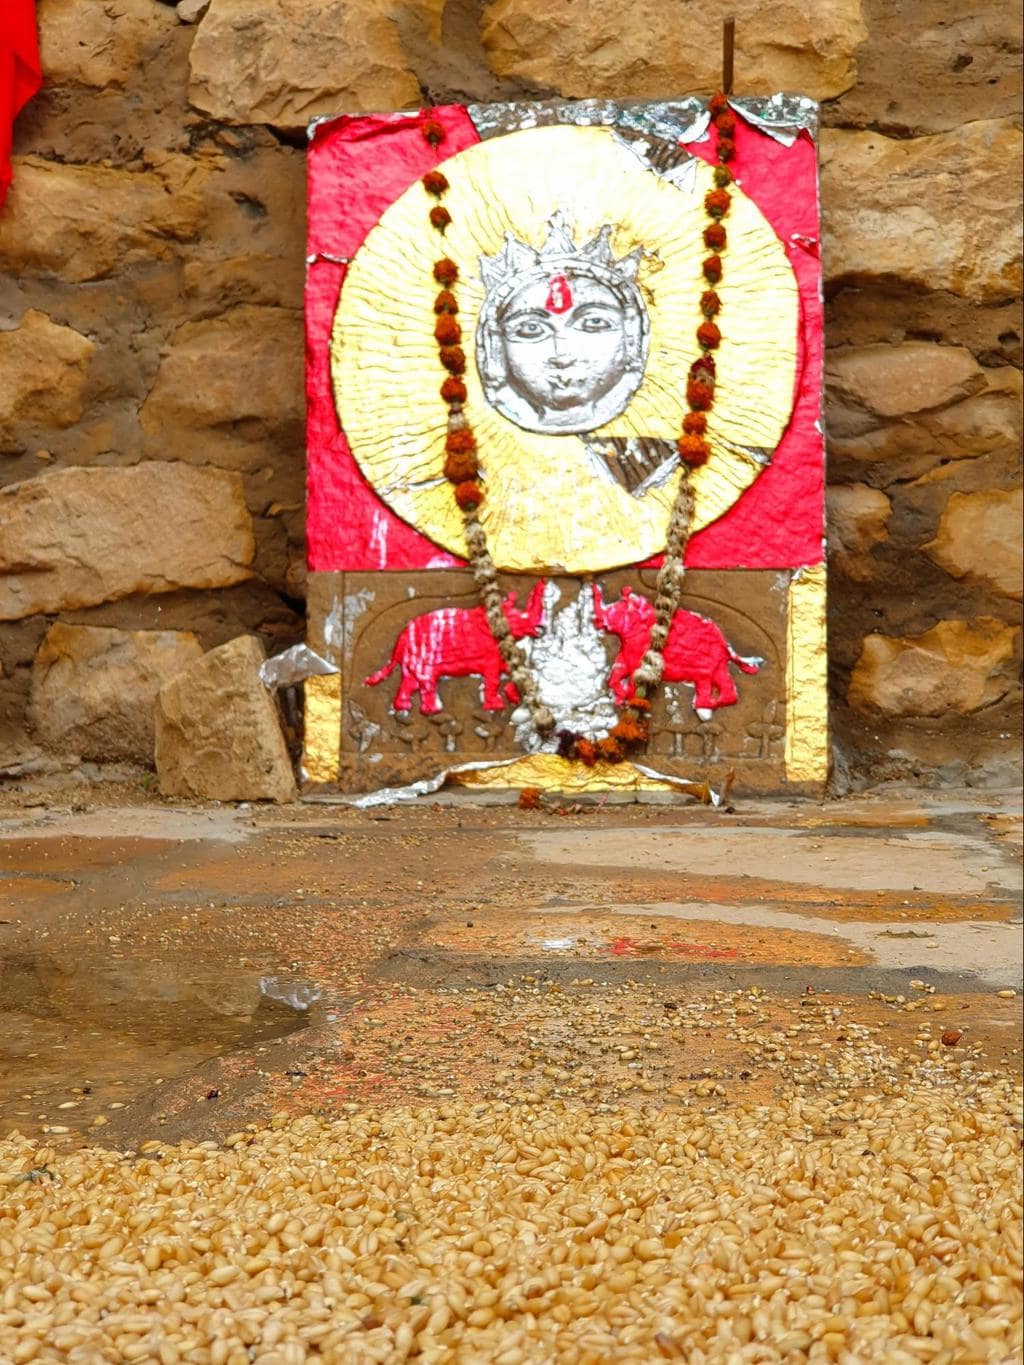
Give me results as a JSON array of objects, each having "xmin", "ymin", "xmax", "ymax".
[{"xmin": 545, "ymin": 275, "xmax": 572, "ymax": 314}]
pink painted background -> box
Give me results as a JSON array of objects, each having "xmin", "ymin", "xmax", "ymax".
[{"xmin": 306, "ymin": 105, "xmax": 824, "ymax": 573}]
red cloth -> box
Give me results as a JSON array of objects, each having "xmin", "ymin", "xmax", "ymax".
[{"xmin": 0, "ymin": 0, "xmax": 41, "ymax": 211}]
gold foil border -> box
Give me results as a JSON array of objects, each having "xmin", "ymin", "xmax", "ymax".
[
  {"xmin": 455, "ymin": 755, "xmax": 677, "ymax": 794},
  {"xmin": 785, "ymin": 564, "xmax": 829, "ymax": 784},
  {"xmin": 303, "ymin": 674, "xmax": 342, "ymax": 785}
]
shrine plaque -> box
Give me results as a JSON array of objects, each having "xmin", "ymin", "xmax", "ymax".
[{"xmin": 304, "ymin": 96, "xmax": 827, "ymax": 797}]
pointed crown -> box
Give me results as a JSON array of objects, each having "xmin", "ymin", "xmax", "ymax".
[{"xmin": 480, "ymin": 212, "xmax": 643, "ymax": 302}]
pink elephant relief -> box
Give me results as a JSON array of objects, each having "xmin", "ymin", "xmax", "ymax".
[
  {"xmin": 591, "ymin": 583, "xmax": 762, "ymax": 717},
  {"xmin": 364, "ymin": 581, "xmax": 546, "ymax": 716}
]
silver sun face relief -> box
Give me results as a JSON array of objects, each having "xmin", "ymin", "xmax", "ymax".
[{"xmin": 475, "ymin": 212, "xmax": 650, "ymax": 435}]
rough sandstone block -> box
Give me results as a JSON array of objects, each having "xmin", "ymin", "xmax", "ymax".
[
  {"xmin": 481, "ymin": 0, "xmax": 866, "ymax": 101},
  {"xmin": 27, "ymin": 624, "xmax": 203, "ymax": 763},
  {"xmin": 155, "ymin": 635, "xmax": 297, "ymax": 801},
  {"xmin": 848, "ymin": 619, "xmax": 1019, "ymax": 718},
  {"xmin": 38, "ymin": 0, "xmax": 176, "ymax": 89},
  {"xmin": 828, "ymin": 367, "xmax": 1021, "ymax": 471},
  {"xmin": 187, "ymin": 0, "xmax": 443, "ymax": 129},
  {"xmin": 0, "ymin": 155, "xmax": 207, "ymax": 283},
  {"xmin": 821, "ymin": 120, "xmax": 1024, "ymax": 302},
  {"xmin": 139, "ymin": 306, "xmax": 304, "ymax": 463},
  {"xmin": 0, "ymin": 464, "xmax": 255, "ymax": 621},
  {"xmin": 924, "ymin": 488, "xmax": 1023, "ymax": 602},
  {"xmin": 826, "ymin": 343, "xmax": 983, "ymax": 430},
  {"xmin": 0, "ymin": 310, "xmax": 95, "ymax": 450},
  {"xmin": 826, "ymin": 484, "xmax": 892, "ymax": 582}
]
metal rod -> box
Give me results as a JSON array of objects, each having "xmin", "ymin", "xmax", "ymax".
[{"xmin": 722, "ymin": 17, "xmax": 735, "ymax": 94}]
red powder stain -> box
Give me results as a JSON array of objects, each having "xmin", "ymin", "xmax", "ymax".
[
  {"xmin": 545, "ymin": 275, "xmax": 572, "ymax": 313},
  {"xmin": 610, "ymin": 936, "xmax": 639, "ymax": 956}
]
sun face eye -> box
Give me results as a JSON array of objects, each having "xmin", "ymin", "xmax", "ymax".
[
  {"xmin": 577, "ymin": 310, "xmax": 616, "ymax": 333},
  {"xmin": 507, "ymin": 318, "xmax": 548, "ymax": 341}
]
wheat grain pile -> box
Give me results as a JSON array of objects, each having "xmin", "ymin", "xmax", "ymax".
[{"xmin": 1, "ymin": 1072, "xmax": 1021, "ymax": 1364}]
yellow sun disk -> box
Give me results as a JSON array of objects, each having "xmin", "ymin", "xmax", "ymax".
[{"xmin": 332, "ymin": 124, "xmax": 799, "ymax": 574}]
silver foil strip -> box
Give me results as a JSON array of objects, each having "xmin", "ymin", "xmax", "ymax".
[
  {"xmin": 467, "ymin": 97, "xmax": 711, "ymax": 146},
  {"xmin": 728, "ymin": 93, "xmax": 819, "ymax": 145},
  {"xmin": 260, "ymin": 644, "xmax": 339, "ymax": 690},
  {"xmin": 349, "ymin": 758, "xmax": 720, "ymax": 808}
]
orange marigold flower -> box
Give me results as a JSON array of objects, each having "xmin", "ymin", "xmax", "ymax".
[
  {"xmin": 629, "ymin": 697, "xmax": 652, "ymax": 713},
  {"xmin": 717, "ymin": 137, "xmax": 736, "ymax": 163},
  {"xmin": 430, "ymin": 205, "xmax": 452, "ymax": 231},
  {"xmin": 714, "ymin": 111, "xmax": 736, "ymax": 135},
  {"xmin": 713, "ymin": 164, "xmax": 733, "ymax": 188},
  {"xmin": 518, "ymin": 787, "xmax": 543, "ymax": 811},
  {"xmin": 444, "ymin": 450, "xmax": 478, "ymax": 483},
  {"xmin": 708, "ymin": 91, "xmax": 730, "ymax": 117},
  {"xmin": 434, "ymin": 314, "xmax": 461, "ymax": 346},
  {"xmin": 702, "ymin": 254, "xmax": 723, "ymax": 284},
  {"xmin": 596, "ymin": 736, "xmax": 626, "ymax": 764},
  {"xmin": 445, "ymin": 427, "xmax": 476, "ymax": 454},
  {"xmin": 697, "ymin": 321, "xmax": 722, "ymax": 350},
  {"xmin": 434, "ymin": 289, "xmax": 459, "ymax": 314},
  {"xmin": 686, "ymin": 379, "xmax": 714, "ymax": 411},
  {"xmin": 422, "ymin": 118, "xmax": 445, "ymax": 146},
  {"xmin": 678, "ymin": 434, "xmax": 711, "ymax": 467},
  {"xmin": 422, "ymin": 169, "xmax": 449, "ymax": 195},
  {"xmin": 574, "ymin": 738, "xmax": 598, "ymax": 767},
  {"xmin": 439, "ymin": 345, "xmax": 466, "ymax": 374},
  {"xmin": 704, "ymin": 188, "xmax": 731, "ymax": 219},
  {"xmin": 703, "ymin": 223, "xmax": 727, "ymax": 251},
  {"xmin": 700, "ymin": 289, "xmax": 722, "ymax": 318},
  {"xmin": 683, "ymin": 411, "xmax": 708, "ymax": 435},
  {"xmin": 610, "ymin": 717, "xmax": 648, "ymax": 746},
  {"xmin": 433, "ymin": 258, "xmax": 458, "ymax": 285},
  {"xmin": 454, "ymin": 480, "xmax": 483, "ymax": 510},
  {"xmin": 441, "ymin": 376, "xmax": 467, "ymax": 404},
  {"xmin": 691, "ymin": 354, "xmax": 716, "ymax": 381}
]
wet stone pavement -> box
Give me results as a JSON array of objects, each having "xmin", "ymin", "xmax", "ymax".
[{"xmin": 0, "ymin": 789, "xmax": 1020, "ymax": 1151}]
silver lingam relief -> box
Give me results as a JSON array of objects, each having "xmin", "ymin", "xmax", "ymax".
[{"xmin": 510, "ymin": 582, "xmax": 619, "ymax": 752}]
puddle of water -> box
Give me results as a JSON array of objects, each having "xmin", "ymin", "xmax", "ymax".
[
  {"xmin": 526, "ymin": 930, "xmax": 738, "ymax": 960},
  {"xmin": 523, "ymin": 828, "xmax": 1023, "ymax": 896},
  {"xmin": 582, "ymin": 901, "xmax": 1024, "ymax": 989},
  {"xmin": 0, "ymin": 949, "xmax": 317, "ymax": 1145}
]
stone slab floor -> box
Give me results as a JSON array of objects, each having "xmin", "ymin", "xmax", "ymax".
[{"xmin": 0, "ymin": 789, "xmax": 1020, "ymax": 1362}]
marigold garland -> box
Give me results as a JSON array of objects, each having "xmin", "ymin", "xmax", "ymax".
[
  {"xmin": 416, "ymin": 98, "xmax": 738, "ymax": 765},
  {"xmin": 420, "ymin": 117, "xmax": 555, "ymax": 739}
]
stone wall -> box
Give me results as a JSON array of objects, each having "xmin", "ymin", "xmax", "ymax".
[{"xmin": 1, "ymin": 0, "xmax": 1020, "ymax": 788}]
